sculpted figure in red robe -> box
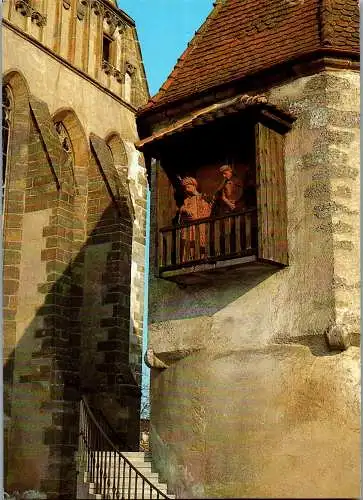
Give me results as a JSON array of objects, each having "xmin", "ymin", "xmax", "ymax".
[
  {"xmin": 178, "ymin": 177, "xmax": 211, "ymax": 261},
  {"xmin": 212, "ymin": 165, "xmax": 245, "ymax": 254}
]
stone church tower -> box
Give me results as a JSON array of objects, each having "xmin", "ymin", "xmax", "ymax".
[
  {"xmin": 137, "ymin": 0, "xmax": 360, "ymax": 497},
  {"xmin": 3, "ymin": 0, "xmax": 148, "ymax": 497}
]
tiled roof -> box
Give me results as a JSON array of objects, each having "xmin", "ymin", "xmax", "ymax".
[{"xmin": 140, "ymin": 0, "xmax": 359, "ymax": 113}]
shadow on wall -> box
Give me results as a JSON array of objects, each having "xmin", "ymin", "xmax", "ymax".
[
  {"xmin": 2, "ymin": 69, "xmax": 145, "ymax": 497},
  {"xmin": 149, "ymin": 265, "xmax": 281, "ymax": 322},
  {"xmin": 3, "ymin": 202, "xmax": 141, "ymax": 496}
]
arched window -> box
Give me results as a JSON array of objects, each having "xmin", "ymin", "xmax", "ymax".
[
  {"xmin": 54, "ymin": 120, "xmax": 76, "ymax": 186},
  {"xmin": 2, "ymin": 85, "xmax": 13, "ymax": 203},
  {"xmin": 54, "ymin": 120, "xmax": 74, "ymax": 160},
  {"xmin": 106, "ymin": 133, "xmax": 128, "ymax": 167}
]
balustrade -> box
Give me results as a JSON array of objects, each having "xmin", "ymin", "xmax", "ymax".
[
  {"xmin": 78, "ymin": 397, "xmax": 170, "ymax": 499},
  {"xmin": 159, "ymin": 208, "xmax": 257, "ymax": 271}
]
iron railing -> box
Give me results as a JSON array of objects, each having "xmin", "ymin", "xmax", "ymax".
[
  {"xmin": 78, "ymin": 397, "xmax": 170, "ymax": 499},
  {"xmin": 159, "ymin": 208, "xmax": 258, "ymax": 271},
  {"xmin": 90, "ymin": 405, "xmax": 128, "ymax": 451}
]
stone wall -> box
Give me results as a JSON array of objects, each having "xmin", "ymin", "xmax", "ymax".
[
  {"xmin": 3, "ymin": 14, "xmax": 148, "ymax": 498},
  {"xmin": 148, "ymin": 70, "xmax": 360, "ymax": 498},
  {"xmin": 3, "ymin": 0, "xmax": 148, "ymax": 107},
  {"xmin": 268, "ymin": 70, "xmax": 360, "ymax": 349}
]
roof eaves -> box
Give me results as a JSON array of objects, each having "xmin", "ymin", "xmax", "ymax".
[
  {"xmin": 137, "ymin": 45, "xmax": 360, "ymax": 118},
  {"xmin": 135, "ymin": 93, "xmax": 296, "ymax": 151}
]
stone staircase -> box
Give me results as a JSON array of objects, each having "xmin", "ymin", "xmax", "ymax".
[{"xmin": 77, "ymin": 450, "xmax": 175, "ymax": 499}]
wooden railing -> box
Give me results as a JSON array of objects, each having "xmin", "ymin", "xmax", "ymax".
[
  {"xmin": 159, "ymin": 208, "xmax": 258, "ymax": 271},
  {"xmin": 78, "ymin": 396, "xmax": 170, "ymax": 499}
]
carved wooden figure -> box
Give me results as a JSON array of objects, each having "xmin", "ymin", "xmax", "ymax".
[
  {"xmin": 214, "ymin": 164, "xmax": 244, "ymax": 215},
  {"xmin": 179, "ymin": 177, "xmax": 211, "ymax": 262}
]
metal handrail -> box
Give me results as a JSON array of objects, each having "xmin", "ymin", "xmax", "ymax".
[
  {"xmin": 78, "ymin": 396, "xmax": 170, "ymax": 499},
  {"xmin": 90, "ymin": 405, "xmax": 126, "ymax": 450}
]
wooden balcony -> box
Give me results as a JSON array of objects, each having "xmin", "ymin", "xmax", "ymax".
[{"xmin": 158, "ymin": 209, "xmax": 260, "ymax": 284}]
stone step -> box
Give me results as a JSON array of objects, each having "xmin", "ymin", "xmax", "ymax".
[
  {"xmin": 82, "ymin": 465, "xmax": 156, "ymax": 475},
  {"xmin": 85, "ymin": 477, "xmax": 164, "ymax": 488},
  {"xmin": 87, "ymin": 487, "xmax": 173, "ymax": 497},
  {"xmin": 88, "ymin": 456, "xmax": 153, "ymax": 464},
  {"xmin": 83, "ymin": 471, "xmax": 169, "ymax": 492},
  {"xmin": 80, "ymin": 460, "xmax": 153, "ymax": 469},
  {"xmin": 90, "ymin": 464, "xmax": 156, "ymax": 475},
  {"xmin": 121, "ymin": 451, "xmax": 152, "ymax": 458},
  {"xmin": 104, "ymin": 464, "xmax": 154, "ymax": 471},
  {"xmin": 88, "ymin": 485, "xmax": 173, "ymax": 499},
  {"xmin": 87, "ymin": 476, "xmax": 167, "ymax": 489},
  {"xmin": 90, "ymin": 490, "xmax": 175, "ymax": 499},
  {"xmin": 78, "ymin": 451, "xmax": 175, "ymax": 499},
  {"xmin": 77, "ymin": 451, "xmax": 151, "ymax": 457},
  {"xmin": 100, "ymin": 494, "xmax": 175, "ymax": 499},
  {"xmin": 94, "ymin": 451, "xmax": 151, "ymax": 458},
  {"xmin": 91, "ymin": 472, "xmax": 161, "ymax": 482},
  {"xmin": 85, "ymin": 480, "xmax": 175, "ymax": 498},
  {"xmin": 93, "ymin": 456, "xmax": 153, "ymax": 464},
  {"xmin": 78, "ymin": 459, "xmax": 152, "ymax": 467}
]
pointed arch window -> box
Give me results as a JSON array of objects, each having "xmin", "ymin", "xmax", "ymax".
[
  {"xmin": 54, "ymin": 120, "xmax": 76, "ymax": 187},
  {"xmin": 55, "ymin": 121, "xmax": 74, "ymax": 158},
  {"xmin": 55, "ymin": 120, "xmax": 75, "ymax": 170},
  {"xmin": 2, "ymin": 85, "xmax": 13, "ymax": 203},
  {"xmin": 106, "ymin": 134, "xmax": 128, "ymax": 167}
]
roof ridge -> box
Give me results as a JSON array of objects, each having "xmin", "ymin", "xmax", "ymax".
[
  {"xmin": 142, "ymin": 0, "xmax": 227, "ymax": 110},
  {"xmin": 137, "ymin": 0, "xmax": 359, "ymax": 116}
]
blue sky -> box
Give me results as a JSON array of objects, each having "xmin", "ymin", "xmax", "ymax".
[
  {"xmin": 116, "ymin": 1, "xmax": 214, "ymax": 416},
  {"xmin": 117, "ymin": 0, "xmax": 214, "ymax": 96}
]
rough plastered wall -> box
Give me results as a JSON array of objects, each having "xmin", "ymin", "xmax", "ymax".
[
  {"xmin": 148, "ymin": 70, "xmax": 360, "ymax": 498},
  {"xmin": 268, "ymin": 70, "xmax": 360, "ymax": 350},
  {"xmin": 3, "ymin": 23, "xmax": 147, "ymax": 498}
]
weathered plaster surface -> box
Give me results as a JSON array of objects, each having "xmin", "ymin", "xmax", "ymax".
[
  {"xmin": 151, "ymin": 345, "xmax": 360, "ymax": 498},
  {"xmin": 149, "ymin": 71, "xmax": 360, "ymax": 352},
  {"xmin": 148, "ymin": 71, "xmax": 360, "ymax": 498}
]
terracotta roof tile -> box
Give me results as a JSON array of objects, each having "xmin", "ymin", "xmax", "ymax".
[{"xmin": 140, "ymin": 0, "xmax": 359, "ymax": 113}]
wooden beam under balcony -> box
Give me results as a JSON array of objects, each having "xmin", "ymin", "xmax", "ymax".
[
  {"xmin": 157, "ymin": 208, "xmax": 286, "ymax": 285},
  {"xmin": 159, "ymin": 254, "xmax": 258, "ymax": 285}
]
